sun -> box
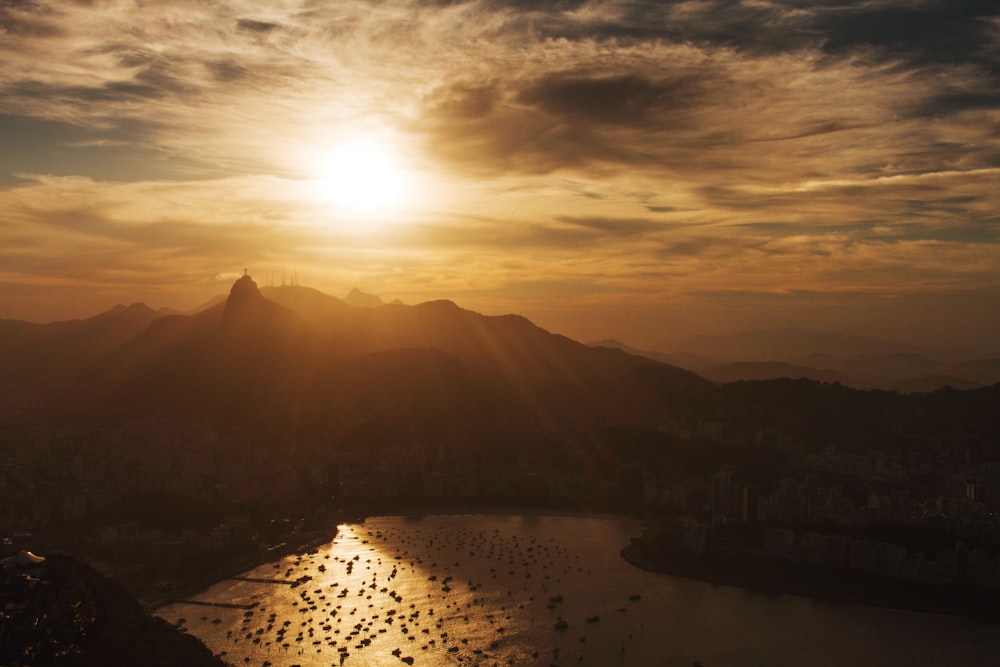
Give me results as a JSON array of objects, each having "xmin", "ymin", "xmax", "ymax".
[{"xmin": 313, "ymin": 138, "xmax": 408, "ymax": 212}]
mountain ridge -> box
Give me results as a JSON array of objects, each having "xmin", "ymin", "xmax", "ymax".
[
  {"xmin": 5, "ymin": 277, "xmax": 707, "ymax": 455},
  {"xmin": 592, "ymin": 331, "xmax": 1000, "ymax": 392}
]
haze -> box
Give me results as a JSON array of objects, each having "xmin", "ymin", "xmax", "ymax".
[{"xmin": 1, "ymin": 0, "xmax": 998, "ymax": 355}]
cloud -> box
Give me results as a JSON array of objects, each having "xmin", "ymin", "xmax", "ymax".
[
  {"xmin": 912, "ymin": 91, "xmax": 1000, "ymax": 118},
  {"xmin": 516, "ymin": 73, "xmax": 709, "ymax": 125},
  {"xmin": 816, "ymin": 0, "xmax": 1000, "ymax": 69},
  {"xmin": 236, "ymin": 18, "xmax": 282, "ymax": 33},
  {"xmin": 414, "ymin": 56, "xmax": 735, "ymax": 175},
  {"xmin": 556, "ymin": 216, "xmax": 669, "ymax": 236},
  {"xmin": 0, "ymin": 0, "xmax": 997, "ymax": 351},
  {"xmin": 0, "ymin": 1, "xmax": 65, "ymax": 38}
]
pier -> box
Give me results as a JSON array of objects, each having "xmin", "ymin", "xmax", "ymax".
[
  {"xmin": 228, "ymin": 576, "xmax": 298, "ymax": 585},
  {"xmin": 173, "ymin": 599, "xmax": 259, "ymax": 610}
]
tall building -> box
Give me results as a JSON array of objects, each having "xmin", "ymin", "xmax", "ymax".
[
  {"xmin": 710, "ymin": 469, "xmax": 734, "ymax": 516},
  {"xmin": 742, "ymin": 484, "xmax": 759, "ymax": 522}
]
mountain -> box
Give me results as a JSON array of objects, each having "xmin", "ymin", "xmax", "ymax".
[
  {"xmin": 0, "ymin": 303, "xmax": 168, "ymax": 400},
  {"xmin": 956, "ymin": 358, "xmax": 1000, "ymax": 385},
  {"xmin": 836, "ymin": 353, "xmax": 944, "ymax": 383},
  {"xmin": 690, "ymin": 357, "xmax": 988, "ymax": 391},
  {"xmin": 4, "ymin": 279, "xmax": 1000, "ymax": 466},
  {"xmin": 261, "ymin": 284, "xmax": 351, "ymax": 316},
  {"xmin": 588, "ymin": 338, "xmax": 717, "ymax": 371},
  {"xmin": 28, "ymin": 277, "xmax": 708, "ymax": 456},
  {"xmin": 343, "ymin": 287, "xmax": 385, "ymax": 308},
  {"xmin": 700, "ymin": 361, "xmax": 854, "ymax": 385},
  {"xmin": 618, "ymin": 329, "xmax": 1000, "ymax": 391},
  {"xmin": 667, "ymin": 328, "xmax": 930, "ymax": 362},
  {"xmin": 889, "ymin": 375, "xmax": 984, "ymax": 393}
]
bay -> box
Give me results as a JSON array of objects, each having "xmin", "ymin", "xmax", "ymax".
[{"xmin": 156, "ymin": 514, "xmax": 1000, "ymax": 666}]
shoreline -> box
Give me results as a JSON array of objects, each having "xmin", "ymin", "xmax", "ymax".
[
  {"xmin": 149, "ymin": 508, "xmax": 1000, "ymax": 623},
  {"xmin": 147, "ymin": 506, "xmax": 638, "ymax": 611},
  {"xmin": 345, "ymin": 503, "xmax": 641, "ymax": 523},
  {"xmin": 619, "ymin": 542, "xmax": 1000, "ymax": 621},
  {"xmin": 146, "ymin": 514, "xmax": 345, "ymax": 612}
]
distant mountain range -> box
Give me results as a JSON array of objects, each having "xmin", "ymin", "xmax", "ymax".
[
  {"xmin": 589, "ymin": 332, "xmax": 1000, "ymax": 392},
  {"xmin": 3, "ymin": 279, "xmax": 1000, "ymax": 462},
  {"xmin": 0, "ymin": 277, "xmax": 706, "ymax": 454}
]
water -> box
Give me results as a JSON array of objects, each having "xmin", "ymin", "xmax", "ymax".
[{"xmin": 157, "ymin": 514, "xmax": 1000, "ymax": 666}]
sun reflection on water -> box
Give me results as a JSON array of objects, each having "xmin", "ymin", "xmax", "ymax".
[{"xmin": 157, "ymin": 515, "xmax": 651, "ymax": 666}]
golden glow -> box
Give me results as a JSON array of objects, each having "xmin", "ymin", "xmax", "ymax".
[{"xmin": 312, "ymin": 138, "xmax": 408, "ymax": 213}]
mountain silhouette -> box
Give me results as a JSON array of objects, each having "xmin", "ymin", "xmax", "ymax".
[
  {"xmin": 4, "ymin": 279, "xmax": 1000, "ymax": 464},
  {"xmin": 22, "ymin": 277, "xmax": 707, "ymax": 456},
  {"xmin": 700, "ymin": 361, "xmax": 854, "ymax": 385},
  {"xmin": 0, "ymin": 302, "xmax": 167, "ymax": 401},
  {"xmin": 668, "ymin": 328, "xmax": 938, "ymax": 362},
  {"xmin": 343, "ymin": 287, "xmax": 385, "ymax": 308},
  {"xmin": 611, "ymin": 330, "xmax": 1000, "ymax": 391}
]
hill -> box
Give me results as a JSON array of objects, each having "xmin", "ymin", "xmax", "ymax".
[
  {"xmin": 0, "ymin": 550, "xmax": 225, "ymax": 667},
  {"xmin": 0, "ymin": 303, "xmax": 168, "ymax": 400}
]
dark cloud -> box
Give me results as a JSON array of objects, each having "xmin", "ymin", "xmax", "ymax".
[
  {"xmin": 516, "ymin": 73, "xmax": 707, "ymax": 126},
  {"xmin": 412, "ymin": 213, "xmax": 676, "ymax": 251},
  {"xmin": 425, "ymin": 82, "xmax": 500, "ymax": 120},
  {"xmin": 912, "ymin": 92, "xmax": 1000, "ymax": 118},
  {"xmin": 132, "ymin": 62, "xmax": 191, "ymax": 95},
  {"xmin": 3, "ymin": 77, "xmax": 166, "ymax": 106},
  {"xmin": 600, "ymin": 0, "xmax": 814, "ymax": 54},
  {"xmin": 417, "ymin": 69, "xmax": 728, "ymax": 174},
  {"xmin": 729, "ymin": 209, "xmax": 1000, "ymax": 245},
  {"xmin": 655, "ymin": 234, "xmax": 771, "ymax": 260},
  {"xmin": 0, "ymin": 0, "xmax": 64, "ymax": 38},
  {"xmin": 415, "ymin": 0, "xmax": 588, "ymax": 9},
  {"xmin": 817, "ymin": 0, "xmax": 1000, "ymax": 70},
  {"xmin": 204, "ymin": 58, "xmax": 249, "ymax": 83},
  {"xmin": 693, "ymin": 185, "xmax": 795, "ymax": 212},
  {"xmin": 556, "ymin": 216, "xmax": 667, "ymax": 236},
  {"xmin": 237, "ymin": 18, "xmax": 281, "ymax": 33},
  {"xmin": 424, "ymin": 0, "xmax": 999, "ymax": 71},
  {"xmin": 429, "ymin": 0, "xmax": 817, "ymax": 54},
  {"xmin": 745, "ymin": 120, "xmax": 870, "ymax": 143},
  {"xmin": 0, "ymin": 114, "xmax": 189, "ymax": 185},
  {"xmin": 731, "ymin": 220, "xmax": 877, "ymax": 236},
  {"xmin": 111, "ymin": 46, "xmax": 163, "ymax": 69}
]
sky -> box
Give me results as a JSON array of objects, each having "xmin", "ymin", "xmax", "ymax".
[{"xmin": 1, "ymin": 0, "xmax": 999, "ymax": 355}]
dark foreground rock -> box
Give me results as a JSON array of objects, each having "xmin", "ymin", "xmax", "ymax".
[{"xmin": 1, "ymin": 550, "xmax": 225, "ymax": 667}]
